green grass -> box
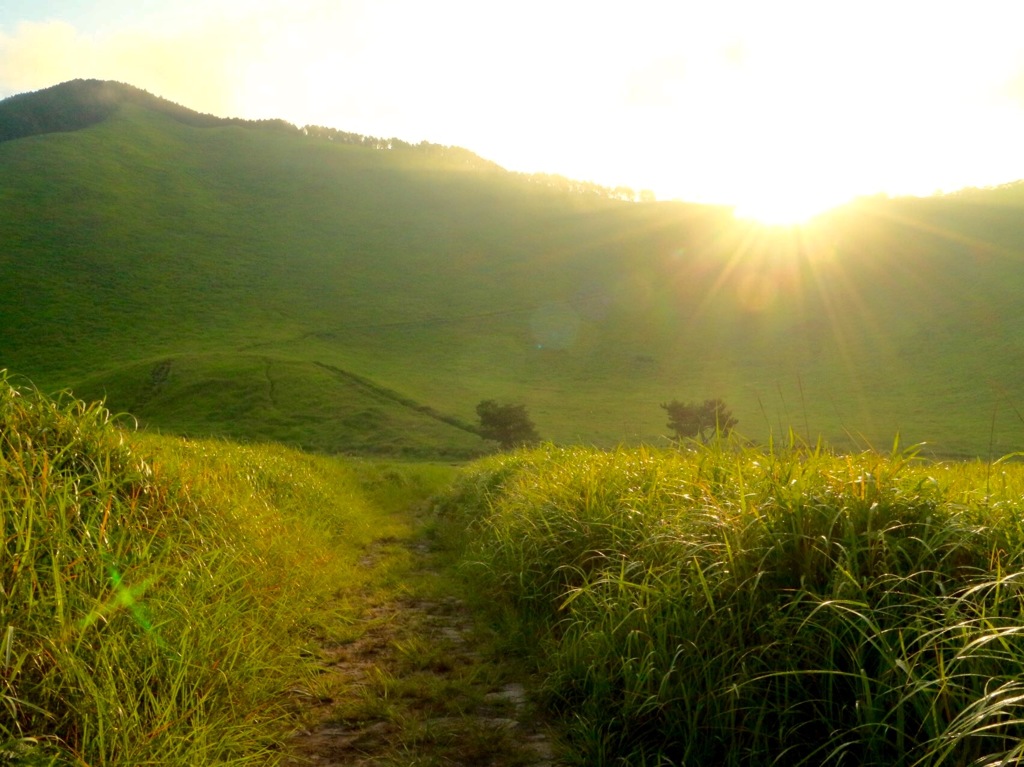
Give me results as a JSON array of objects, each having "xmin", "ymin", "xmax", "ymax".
[
  {"xmin": 437, "ymin": 439, "xmax": 1024, "ymax": 765},
  {"xmin": 3, "ymin": 84, "xmax": 1024, "ymax": 457},
  {"xmin": 0, "ymin": 370, "xmax": 454, "ymax": 765},
  {"xmin": 70, "ymin": 352, "xmax": 485, "ymax": 459}
]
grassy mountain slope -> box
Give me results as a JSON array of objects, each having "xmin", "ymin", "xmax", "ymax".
[{"xmin": 2, "ymin": 80, "xmax": 1024, "ymax": 457}]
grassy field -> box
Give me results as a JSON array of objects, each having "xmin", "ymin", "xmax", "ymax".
[
  {"xmin": 0, "ymin": 371, "xmax": 455, "ymax": 764},
  {"xmin": 10, "ymin": 369, "xmax": 1024, "ymax": 764},
  {"xmin": 3, "ymin": 82, "xmax": 1024, "ymax": 457},
  {"xmin": 437, "ymin": 440, "xmax": 1024, "ymax": 766}
]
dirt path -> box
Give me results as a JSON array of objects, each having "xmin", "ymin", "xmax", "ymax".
[{"xmin": 281, "ymin": 528, "xmax": 563, "ymax": 766}]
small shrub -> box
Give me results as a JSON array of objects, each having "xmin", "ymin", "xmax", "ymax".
[
  {"xmin": 661, "ymin": 397, "xmax": 737, "ymax": 442},
  {"xmin": 475, "ymin": 399, "xmax": 540, "ymax": 450}
]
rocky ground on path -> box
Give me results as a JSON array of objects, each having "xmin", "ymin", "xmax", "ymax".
[{"xmin": 281, "ymin": 538, "xmax": 563, "ymax": 766}]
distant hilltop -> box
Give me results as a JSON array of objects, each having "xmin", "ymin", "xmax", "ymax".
[
  {"xmin": 0, "ymin": 79, "xmax": 495, "ymax": 170},
  {"xmin": 0, "ymin": 78, "xmax": 299, "ymax": 142}
]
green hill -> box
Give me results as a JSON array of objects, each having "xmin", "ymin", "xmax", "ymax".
[
  {"xmin": 71, "ymin": 353, "xmax": 482, "ymax": 458},
  {"xmin": 2, "ymin": 79, "xmax": 1024, "ymax": 457}
]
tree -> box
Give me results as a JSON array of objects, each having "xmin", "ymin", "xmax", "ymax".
[
  {"xmin": 476, "ymin": 399, "xmax": 541, "ymax": 450},
  {"xmin": 661, "ymin": 398, "xmax": 737, "ymax": 443}
]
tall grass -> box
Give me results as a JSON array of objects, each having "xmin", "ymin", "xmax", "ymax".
[
  {"xmin": 438, "ymin": 440, "xmax": 1024, "ymax": 765},
  {"xmin": 0, "ymin": 371, "xmax": 402, "ymax": 765}
]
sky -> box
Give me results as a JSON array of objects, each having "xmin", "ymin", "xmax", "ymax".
[{"xmin": 2, "ymin": 0, "xmax": 1024, "ymax": 222}]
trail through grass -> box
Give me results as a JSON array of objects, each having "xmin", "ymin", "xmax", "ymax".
[
  {"xmin": 283, "ymin": 494, "xmax": 563, "ymax": 767},
  {"xmin": 0, "ymin": 373, "xmax": 562, "ymax": 765},
  {"xmin": 15, "ymin": 370, "xmax": 1024, "ymax": 765}
]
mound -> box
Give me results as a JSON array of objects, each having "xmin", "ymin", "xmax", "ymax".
[{"xmin": 71, "ymin": 353, "xmax": 486, "ymax": 458}]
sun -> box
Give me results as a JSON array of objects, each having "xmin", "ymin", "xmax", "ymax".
[
  {"xmin": 731, "ymin": 187, "xmax": 849, "ymax": 226},
  {"xmin": 733, "ymin": 201, "xmax": 821, "ymax": 227}
]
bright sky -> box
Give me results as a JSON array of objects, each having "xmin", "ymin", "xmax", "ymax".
[{"xmin": 2, "ymin": 0, "xmax": 1024, "ymax": 222}]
